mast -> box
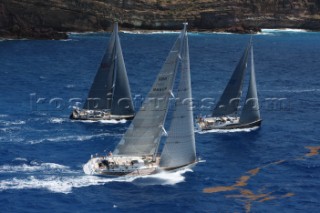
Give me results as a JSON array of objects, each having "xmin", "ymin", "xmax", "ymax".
[
  {"xmin": 211, "ymin": 42, "xmax": 250, "ymax": 117},
  {"xmin": 160, "ymin": 23, "xmax": 197, "ymax": 168},
  {"xmin": 239, "ymin": 42, "xmax": 261, "ymax": 124},
  {"xmin": 111, "ymin": 24, "xmax": 118, "ymax": 109},
  {"xmin": 83, "ymin": 23, "xmax": 117, "ymax": 110},
  {"xmin": 110, "ymin": 23, "xmax": 135, "ymax": 116},
  {"xmin": 113, "ymin": 26, "xmax": 185, "ymax": 157},
  {"xmin": 151, "ymin": 23, "xmax": 188, "ymax": 161}
]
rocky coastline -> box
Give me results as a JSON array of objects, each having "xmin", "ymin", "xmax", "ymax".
[{"xmin": 1, "ymin": 0, "xmax": 319, "ymax": 40}]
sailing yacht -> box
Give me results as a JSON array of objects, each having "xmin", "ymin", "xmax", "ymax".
[
  {"xmin": 196, "ymin": 40, "xmax": 262, "ymax": 131},
  {"xmin": 70, "ymin": 23, "xmax": 135, "ymax": 121},
  {"xmin": 84, "ymin": 23, "xmax": 197, "ymax": 176}
]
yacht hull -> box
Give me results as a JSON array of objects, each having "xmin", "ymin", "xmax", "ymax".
[
  {"xmin": 84, "ymin": 156, "xmax": 196, "ymax": 177},
  {"xmin": 198, "ymin": 118, "xmax": 262, "ymax": 131},
  {"xmin": 70, "ymin": 109, "xmax": 134, "ymax": 121}
]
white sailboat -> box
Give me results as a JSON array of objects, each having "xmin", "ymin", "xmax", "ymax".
[
  {"xmin": 70, "ymin": 23, "xmax": 134, "ymax": 121},
  {"xmin": 83, "ymin": 23, "xmax": 197, "ymax": 176},
  {"xmin": 197, "ymin": 40, "xmax": 262, "ymax": 131}
]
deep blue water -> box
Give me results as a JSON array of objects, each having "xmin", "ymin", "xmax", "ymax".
[{"xmin": 1, "ymin": 29, "xmax": 320, "ymax": 212}]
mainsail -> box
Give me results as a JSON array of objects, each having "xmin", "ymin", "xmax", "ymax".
[
  {"xmin": 160, "ymin": 24, "xmax": 196, "ymax": 168},
  {"xmin": 113, "ymin": 27, "xmax": 185, "ymax": 156},
  {"xmin": 211, "ymin": 43, "xmax": 250, "ymax": 117},
  {"xmin": 239, "ymin": 44, "xmax": 261, "ymax": 124},
  {"xmin": 83, "ymin": 23, "xmax": 134, "ymax": 115}
]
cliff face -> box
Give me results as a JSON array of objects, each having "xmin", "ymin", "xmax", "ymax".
[{"xmin": 1, "ymin": 0, "xmax": 320, "ymax": 39}]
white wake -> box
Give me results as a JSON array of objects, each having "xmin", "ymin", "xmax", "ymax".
[
  {"xmin": 0, "ymin": 160, "xmax": 193, "ymax": 194},
  {"xmin": 28, "ymin": 132, "xmax": 118, "ymax": 144},
  {"xmin": 71, "ymin": 119, "xmax": 127, "ymax": 124}
]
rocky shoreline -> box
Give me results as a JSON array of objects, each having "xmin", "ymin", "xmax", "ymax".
[
  {"xmin": 1, "ymin": 0, "xmax": 319, "ymax": 40},
  {"xmin": 0, "ymin": 28, "xmax": 68, "ymax": 40},
  {"xmin": 0, "ymin": 26, "xmax": 262, "ymax": 41},
  {"xmin": 0, "ymin": 24, "xmax": 262, "ymax": 40}
]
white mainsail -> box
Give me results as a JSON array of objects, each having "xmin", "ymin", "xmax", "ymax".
[
  {"xmin": 113, "ymin": 27, "xmax": 185, "ymax": 156},
  {"xmin": 160, "ymin": 25, "xmax": 196, "ymax": 168}
]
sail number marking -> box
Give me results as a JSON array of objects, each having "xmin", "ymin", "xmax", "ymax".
[{"xmin": 153, "ymin": 87, "xmax": 167, "ymax": 92}]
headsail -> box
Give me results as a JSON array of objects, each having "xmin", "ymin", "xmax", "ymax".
[
  {"xmin": 110, "ymin": 25, "xmax": 134, "ymax": 116},
  {"xmin": 83, "ymin": 24, "xmax": 117, "ymax": 110},
  {"xmin": 211, "ymin": 42, "xmax": 250, "ymax": 117},
  {"xmin": 239, "ymin": 44, "xmax": 261, "ymax": 124},
  {"xmin": 160, "ymin": 24, "xmax": 196, "ymax": 168},
  {"xmin": 113, "ymin": 27, "xmax": 185, "ymax": 156}
]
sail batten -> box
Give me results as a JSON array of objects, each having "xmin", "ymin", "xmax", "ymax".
[{"xmin": 211, "ymin": 43, "xmax": 250, "ymax": 117}]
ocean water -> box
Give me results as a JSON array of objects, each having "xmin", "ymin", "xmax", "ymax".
[{"xmin": 1, "ymin": 29, "xmax": 320, "ymax": 212}]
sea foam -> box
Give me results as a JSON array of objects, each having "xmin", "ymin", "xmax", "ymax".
[
  {"xmin": 261, "ymin": 28, "xmax": 308, "ymax": 33},
  {"xmin": 258, "ymin": 28, "xmax": 309, "ymax": 36},
  {"xmin": 122, "ymin": 30, "xmax": 179, "ymax": 35},
  {"xmin": 48, "ymin": 118, "xmax": 67, "ymax": 124},
  {"xmin": 0, "ymin": 120, "xmax": 26, "ymax": 126},
  {"xmin": 28, "ymin": 132, "xmax": 118, "ymax": 144},
  {"xmin": 0, "ymin": 165, "xmax": 192, "ymax": 194},
  {"xmin": 0, "ymin": 162, "xmax": 70, "ymax": 174}
]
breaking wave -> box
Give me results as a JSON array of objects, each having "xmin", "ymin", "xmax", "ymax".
[
  {"xmin": 261, "ymin": 88, "xmax": 320, "ymax": 93},
  {"xmin": 261, "ymin": 28, "xmax": 308, "ymax": 33},
  {"xmin": 0, "ymin": 120, "xmax": 26, "ymax": 126},
  {"xmin": 131, "ymin": 169, "xmax": 193, "ymax": 186},
  {"xmin": 0, "ymin": 126, "xmax": 22, "ymax": 133},
  {"xmin": 122, "ymin": 30, "xmax": 232, "ymax": 35},
  {"xmin": 0, "ymin": 160, "xmax": 83, "ymax": 193},
  {"xmin": 28, "ymin": 133, "xmax": 118, "ymax": 144},
  {"xmin": 48, "ymin": 118, "xmax": 68, "ymax": 124},
  {"xmin": 122, "ymin": 30, "xmax": 179, "ymax": 35},
  {"xmin": 13, "ymin": 158, "xmax": 28, "ymax": 162},
  {"xmin": 259, "ymin": 28, "xmax": 309, "ymax": 36},
  {"xmin": 68, "ymin": 31, "xmax": 98, "ymax": 35},
  {"xmin": 0, "ymin": 162, "xmax": 70, "ymax": 174},
  {"xmin": 208, "ymin": 31, "xmax": 233, "ymax": 35},
  {"xmin": 0, "ymin": 176, "xmax": 87, "ymax": 194}
]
